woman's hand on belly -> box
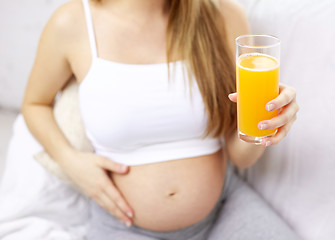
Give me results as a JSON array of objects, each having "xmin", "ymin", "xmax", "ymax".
[
  {"xmin": 112, "ymin": 151, "xmax": 226, "ymax": 231},
  {"xmin": 58, "ymin": 150, "xmax": 134, "ymax": 227}
]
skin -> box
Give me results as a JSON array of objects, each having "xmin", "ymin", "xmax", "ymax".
[{"xmin": 21, "ymin": 0, "xmax": 299, "ymax": 229}]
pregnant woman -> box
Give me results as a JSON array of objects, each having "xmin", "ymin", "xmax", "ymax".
[{"xmin": 3, "ymin": 0, "xmax": 299, "ymax": 239}]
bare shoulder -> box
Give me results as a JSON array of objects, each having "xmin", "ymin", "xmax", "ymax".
[
  {"xmin": 218, "ymin": 0, "xmax": 247, "ymax": 17},
  {"xmin": 217, "ymin": 0, "xmax": 251, "ymax": 53},
  {"xmin": 42, "ymin": 0, "xmax": 85, "ymax": 45},
  {"xmin": 218, "ymin": 0, "xmax": 250, "ymax": 34}
]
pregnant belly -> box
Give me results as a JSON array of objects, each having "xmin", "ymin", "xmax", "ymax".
[{"xmin": 111, "ymin": 150, "xmax": 226, "ymax": 231}]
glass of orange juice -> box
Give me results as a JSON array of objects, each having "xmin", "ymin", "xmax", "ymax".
[{"xmin": 236, "ymin": 35, "xmax": 280, "ymax": 144}]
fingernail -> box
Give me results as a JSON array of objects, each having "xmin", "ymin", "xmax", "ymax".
[
  {"xmin": 259, "ymin": 123, "xmax": 268, "ymax": 130},
  {"xmin": 125, "ymin": 220, "xmax": 132, "ymax": 227},
  {"xmin": 120, "ymin": 165, "xmax": 128, "ymax": 171},
  {"xmin": 127, "ymin": 211, "xmax": 133, "ymax": 218},
  {"xmin": 265, "ymin": 141, "xmax": 271, "ymax": 147},
  {"xmin": 266, "ymin": 104, "xmax": 275, "ymax": 112}
]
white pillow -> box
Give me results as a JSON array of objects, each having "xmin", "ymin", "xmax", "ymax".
[
  {"xmin": 236, "ymin": 0, "xmax": 335, "ymax": 239},
  {"xmin": 34, "ymin": 79, "xmax": 94, "ymax": 190}
]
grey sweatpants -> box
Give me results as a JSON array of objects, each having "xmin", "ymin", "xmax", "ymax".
[{"xmin": 88, "ymin": 163, "xmax": 300, "ymax": 240}]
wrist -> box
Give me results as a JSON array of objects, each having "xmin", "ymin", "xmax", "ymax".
[
  {"xmin": 227, "ymin": 133, "xmax": 267, "ymax": 169},
  {"xmin": 53, "ymin": 145, "xmax": 78, "ymax": 165}
]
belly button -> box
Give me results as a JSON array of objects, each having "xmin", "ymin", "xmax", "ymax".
[{"xmin": 166, "ymin": 191, "xmax": 177, "ymax": 198}]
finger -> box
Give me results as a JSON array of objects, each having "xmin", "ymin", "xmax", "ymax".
[
  {"xmin": 266, "ymin": 84, "xmax": 296, "ymax": 111},
  {"xmin": 261, "ymin": 118, "xmax": 295, "ymax": 146},
  {"xmin": 228, "ymin": 93, "xmax": 237, "ymax": 103},
  {"xmin": 101, "ymin": 193, "xmax": 132, "ymax": 227},
  {"xmin": 96, "ymin": 157, "xmax": 129, "ymax": 174},
  {"xmin": 98, "ymin": 173, "xmax": 134, "ymax": 218},
  {"xmin": 104, "ymin": 183, "xmax": 134, "ymax": 219},
  {"xmin": 259, "ymin": 100, "xmax": 298, "ymax": 130},
  {"xmin": 101, "ymin": 193, "xmax": 132, "ymax": 226},
  {"xmin": 97, "ymin": 192, "xmax": 132, "ymax": 227}
]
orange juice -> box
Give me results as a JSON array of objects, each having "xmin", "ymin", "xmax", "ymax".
[{"xmin": 237, "ymin": 53, "xmax": 279, "ymax": 138}]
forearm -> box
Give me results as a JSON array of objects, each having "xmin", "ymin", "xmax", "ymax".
[
  {"xmin": 226, "ymin": 132, "xmax": 266, "ymax": 169},
  {"xmin": 21, "ymin": 103, "xmax": 75, "ymax": 163}
]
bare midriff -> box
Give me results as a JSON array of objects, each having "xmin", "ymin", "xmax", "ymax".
[{"xmin": 111, "ymin": 149, "xmax": 226, "ymax": 232}]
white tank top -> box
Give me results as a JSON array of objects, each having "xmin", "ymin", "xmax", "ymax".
[{"xmin": 78, "ymin": 0, "xmax": 222, "ymax": 166}]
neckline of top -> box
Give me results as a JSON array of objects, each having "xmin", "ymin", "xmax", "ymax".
[{"xmin": 94, "ymin": 57, "xmax": 184, "ymax": 67}]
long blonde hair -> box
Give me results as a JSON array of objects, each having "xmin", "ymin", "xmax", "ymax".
[
  {"xmin": 92, "ymin": 0, "xmax": 237, "ymax": 138},
  {"xmin": 167, "ymin": 0, "xmax": 236, "ymax": 138}
]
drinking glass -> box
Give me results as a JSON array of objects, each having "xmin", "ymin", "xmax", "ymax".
[{"xmin": 236, "ymin": 35, "xmax": 280, "ymax": 144}]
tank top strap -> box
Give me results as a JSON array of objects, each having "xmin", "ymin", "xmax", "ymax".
[{"xmin": 82, "ymin": 0, "xmax": 98, "ymax": 58}]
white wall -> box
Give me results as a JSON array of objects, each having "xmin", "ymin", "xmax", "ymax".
[{"xmin": 0, "ymin": 0, "xmax": 69, "ymax": 111}]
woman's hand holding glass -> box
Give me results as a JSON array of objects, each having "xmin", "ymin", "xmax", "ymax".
[
  {"xmin": 58, "ymin": 150, "xmax": 134, "ymax": 227},
  {"xmin": 229, "ymin": 83, "xmax": 299, "ymax": 146}
]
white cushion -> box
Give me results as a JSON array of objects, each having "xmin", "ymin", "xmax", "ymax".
[{"xmin": 236, "ymin": 0, "xmax": 335, "ymax": 239}]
